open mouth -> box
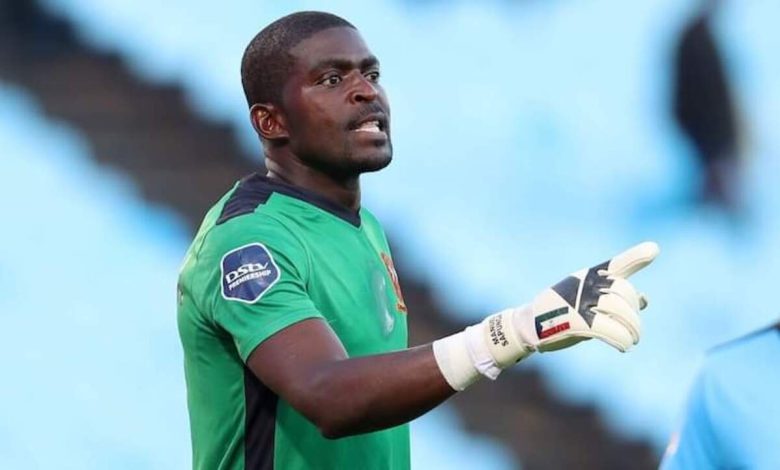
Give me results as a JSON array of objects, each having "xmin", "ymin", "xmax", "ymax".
[
  {"xmin": 353, "ymin": 120, "xmax": 384, "ymax": 133},
  {"xmin": 350, "ymin": 113, "xmax": 388, "ymax": 135}
]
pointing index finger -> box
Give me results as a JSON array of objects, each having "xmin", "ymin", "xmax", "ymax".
[{"xmin": 605, "ymin": 241, "xmax": 660, "ymax": 278}]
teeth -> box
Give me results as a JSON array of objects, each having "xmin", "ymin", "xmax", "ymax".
[{"xmin": 355, "ymin": 120, "xmax": 381, "ymax": 132}]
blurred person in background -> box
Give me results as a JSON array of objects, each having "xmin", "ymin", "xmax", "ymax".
[
  {"xmin": 660, "ymin": 321, "xmax": 780, "ymax": 469},
  {"xmin": 672, "ymin": 0, "xmax": 744, "ymax": 215},
  {"xmin": 177, "ymin": 11, "xmax": 658, "ymax": 470}
]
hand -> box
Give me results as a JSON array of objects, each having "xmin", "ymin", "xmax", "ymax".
[{"xmin": 484, "ymin": 242, "xmax": 660, "ymax": 367}]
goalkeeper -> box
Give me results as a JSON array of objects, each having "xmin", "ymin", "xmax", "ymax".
[{"xmin": 177, "ymin": 11, "xmax": 660, "ymax": 470}]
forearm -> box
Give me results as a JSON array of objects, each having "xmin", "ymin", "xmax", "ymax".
[{"xmin": 295, "ymin": 344, "xmax": 455, "ymax": 438}]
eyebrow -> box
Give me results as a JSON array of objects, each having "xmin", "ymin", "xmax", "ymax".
[{"xmin": 310, "ymin": 55, "xmax": 380, "ymax": 74}]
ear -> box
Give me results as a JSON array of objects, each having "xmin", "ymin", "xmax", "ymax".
[{"xmin": 249, "ymin": 103, "xmax": 289, "ymax": 141}]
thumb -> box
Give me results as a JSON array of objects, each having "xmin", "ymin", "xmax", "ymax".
[{"xmin": 604, "ymin": 241, "xmax": 660, "ymax": 278}]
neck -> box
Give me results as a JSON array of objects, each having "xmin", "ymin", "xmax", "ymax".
[{"xmin": 265, "ymin": 152, "xmax": 361, "ymax": 213}]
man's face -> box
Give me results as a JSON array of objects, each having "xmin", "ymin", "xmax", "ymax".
[{"xmin": 280, "ymin": 27, "xmax": 392, "ymax": 177}]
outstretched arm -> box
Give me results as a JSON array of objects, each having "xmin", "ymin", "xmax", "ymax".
[{"xmin": 248, "ymin": 241, "xmax": 660, "ymax": 439}]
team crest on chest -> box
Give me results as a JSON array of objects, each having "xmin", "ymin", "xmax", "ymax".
[{"xmin": 381, "ymin": 252, "xmax": 407, "ymax": 313}]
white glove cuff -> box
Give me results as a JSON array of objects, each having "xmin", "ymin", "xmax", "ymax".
[
  {"xmin": 432, "ymin": 332, "xmax": 481, "ymax": 391},
  {"xmin": 433, "ymin": 308, "xmax": 536, "ymax": 391},
  {"xmin": 464, "ymin": 325, "xmax": 503, "ymax": 380}
]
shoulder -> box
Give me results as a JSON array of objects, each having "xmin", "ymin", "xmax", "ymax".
[
  {"xmin": 707, "ymin": 322, "xmax": 780, "ymax": 360},
  {"xmin": 215, "ymin": 173, "xmax": 283, "ymax": 225},
  {"xmin": 196, "ymin": 210, "xmax": 310, "ymax": 308},
  {"xmin": 204, "ymin": 211, "xmax": 306, "ymax": 269},
  {"xmin": 189, "ymin": 177, "xmax": 308, "ymax": 279},
  {"xmin": 200, "ymin": 175, "xmax": 306, "ymax": 250},
  {"xmin": 699, "ymin": 321, "xmax": 780, "ymax": 382}
]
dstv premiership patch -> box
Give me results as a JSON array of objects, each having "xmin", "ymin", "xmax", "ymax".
[{"xmin": 221, "ymin": 243, "xmax": 280, "ymax": 303}]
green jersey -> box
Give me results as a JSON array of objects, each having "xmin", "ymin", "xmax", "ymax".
[{"xmin": 177, "ymin": 174, "xmax": 410, "ymax": 470}]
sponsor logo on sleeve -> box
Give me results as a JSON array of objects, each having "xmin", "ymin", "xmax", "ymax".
[{"xmin": 220, "ymin": 243, "xmax": 280, "ymax": 303}]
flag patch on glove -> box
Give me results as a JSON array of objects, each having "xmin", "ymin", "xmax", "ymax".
[
  {"xmin": 536, "ymin": 307, "xmax": 571, "ymax": 339},
  {"xmin": 221, "ymin": 243, "xmax": 280, "ymax": 303}
]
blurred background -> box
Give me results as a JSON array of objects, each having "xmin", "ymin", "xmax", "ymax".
[{"xmin": 2, "ymin": 0, "xmax": 779, "ymax": 468}]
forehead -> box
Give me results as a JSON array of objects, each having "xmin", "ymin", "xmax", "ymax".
[{"xmin": 288, "ymin": 27, "xmax": 374, "ymax": 72}]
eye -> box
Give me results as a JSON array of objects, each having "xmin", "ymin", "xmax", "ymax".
[
  {"xmin": 319, "ymin": 74, "xmax": 342, "ymax": 86},
  {"xmin": 365, "ymin": 70, "xmax": 380, "ymax": 83}
]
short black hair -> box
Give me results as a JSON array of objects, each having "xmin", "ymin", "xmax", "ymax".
[{"xmin": 241, "ymin": 11, "xmax": 355, "ymax": 107}]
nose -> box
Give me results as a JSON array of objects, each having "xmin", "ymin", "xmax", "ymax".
[{"xmin": 349, "ymin": 74, "xmax": 378, "ymax": 104}]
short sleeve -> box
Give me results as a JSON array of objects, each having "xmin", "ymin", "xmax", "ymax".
[
  {"xmin": 207, "ymin": 220, "xmax": 323, "ymax": 362},
  {"xmin": 660, "ymin": 367, "xmax": 721, "ymax": 470}
]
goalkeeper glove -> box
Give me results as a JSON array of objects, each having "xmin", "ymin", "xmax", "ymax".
[{"xmin": 433, "ymin": 241, "xmax": 659, "ymax": 390}]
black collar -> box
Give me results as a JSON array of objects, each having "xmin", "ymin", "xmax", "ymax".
[{"xmin": 216, "ymin": 173, "xmax": 362, "ymax": 227}]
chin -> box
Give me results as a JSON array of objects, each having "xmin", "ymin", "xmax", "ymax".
[
  {"xmin": 342, "ymin": 144, "xmax": 393, "ymax": 175},
  {"xmin": 358, "ymin": 153, "xmax": 393, "ymax": 173}
]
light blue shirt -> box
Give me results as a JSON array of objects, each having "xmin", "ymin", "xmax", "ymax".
[{"xmin": 661, "ymin": 323, "xmax": 780, "ymax": 470}]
